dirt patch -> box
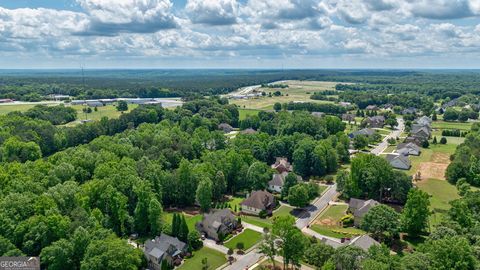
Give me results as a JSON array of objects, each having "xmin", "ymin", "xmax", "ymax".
[
  {"xmin": 313, "ymin": 218, "xmax": 337, "ymax": 227},
  {"xmin": 431, "ymin": 152, "xmax": 450, "ymax": 164},
  {"xmin": 416, "ymin": 162, "xmax": 449, "ymax": 181}
]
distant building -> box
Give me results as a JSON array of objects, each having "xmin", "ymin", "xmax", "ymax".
[
  {"xmin": 396, "ymin": 142, "xmax": 421, "ymax": 156},
  {"xmin": 365, "ymin": 105, "xmax": 379, "ymax": 111},
  {"xmin": 196, "ymin": 209, "xmax": 238, "ymax": 241},
  {"xmin": 402, "ymin": 107, "xmax": 417, "ymax": 115},
  {"xmin": 218, "ymin": 123, "xmax": 234, "ymax": 133},
  {"xmin": 48, "ymin": 94, "xmax": 71, "ymax": 101},
  {"xmin": 349, "ymin": 198, "xmax": 380, "ymax": 227},
  {"xmin": 311, "ymin": 112, "xmax": 325, "ymax": 118},
  {"xmin": 0, "ymin": 99, "xmax": 14, "ymax": 103},
  {"xmin": 86, "ymin": 101, "xmax": 104, "ymax": 107},
  {"xmin": 386, "ymin": 154, "xmax": 411, "ymax": 170},
  {"xmin": 71, "ymin": 100, "xmax": 86, "ymax": 105},
  {"xmin": 241, "ymin": 190, "xmax": 276, "ymax": 216},
  {"xmin": 342, "ymin": 113, "xmax": 356, "ymax": 122},
  {"xmin": 411, "ymin": 124, "xmax": 431, "ymax": 140},
  {"xmin": 404, "ymin": 136, "xmax": 425, "ymax": 147},
  {"xmin": 144, "ymin": 234, "xmax": 187, "ymax": 269},
  {"xmin": 349, "ymin": 128, "xmax": 375, "ymax": 139},
  {"xmin": 363, "ymin": 116, "xmax": 385, "ymax": 128},
  {"xmin": 415, "ymin": 116, "xmax": 432, "ymax": 126},
  {"xmin": 339, "ymin": 102, "xmax": 352, "ymax": 107},
  {"xmin": 271, "ymin": 157, "xmax": 293, "ymax": 174},
  {"xmin": 241, "ymin": 128, "xmax": 257, "ymax": 135}
]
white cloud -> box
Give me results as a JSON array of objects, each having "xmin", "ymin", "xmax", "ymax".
[
  {"xmin": 186, "ymin": 0, "xmax": 239, "ymax": 25},
  {"xmin": 76, "ymin": 0, "xmax": 177, "ymax": 34}
]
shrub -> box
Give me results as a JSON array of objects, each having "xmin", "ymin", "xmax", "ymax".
[
  {"xmin": 325, "ymin": 175, "xmax": 334, "ymax": 184},
  {"xmin": 236, "ymin": 242, "xmax": 245, "ymax": 250},
  {"xmin": 440, "ymin": 137, "xmax": 447, "ymax": 144},
  {"xmin": 340, "ymin": 214, "xmax": 354, "ymax": 227},
  {"xmin": 259, "ymin": 210, "xmax": 268, "ymax": 219}
]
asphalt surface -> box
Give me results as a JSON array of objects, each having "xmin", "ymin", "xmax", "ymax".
[{"xmin": 370, "ymin": 118, "xmax": 405, "ymax": 155}]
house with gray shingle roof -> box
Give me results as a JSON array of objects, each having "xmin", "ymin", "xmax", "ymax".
[
  {"xmin": 349, "ymin": 128, "xmax": 375, "ymax": 139},
  {"xmin": 218, "ymin": 123, "xmax": 234, "ymax": 133},
  {"xmin": 271, "ymin": 157, "xmax": 293, "ymax": 174},
  {"xmin": 348, "ymin": 198, "xmax": 380, "ymax": 227},
  {"xmin": 386, "ymin": 154, "xmax": 411, "ymax": 170},
  {"xmin": 396, "ymin": 142, "xmax": 421, "ymax": 156},
  {"xmin": 347, "ymin": 235, "xmax": 380, "ymax": 251},
  {"xmin": 144, "ymin": 234, "xmax": 187, "ymax": 269},
  {"xmin": 241, "ymin": 190, "xmax": 276, "ymax": 216},
  {"xmin": 364, "ymin": 116, "xmax": 385, "ymax": 128},
  {"xmin": 196, "ymin": 209, "xmax": 238, "ymax": 241},
  {"xmin": 415, "ymin": 116, "xmax": 432, "ymax": 126}
]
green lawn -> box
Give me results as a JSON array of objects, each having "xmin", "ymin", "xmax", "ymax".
[
  {"xmin": 416, "ymin": 178, "xmax": 459, "ymax": 228},
  {"xmin": 224, "ymin": 229, "xmax": 263, "ymax": 251},
  {"xmin": 318, "ymin": 185, "xmax": 328, "ymax": 195},
  {"xmin": 228, "ymin": 197, "xmax": 245, "ymax": 213},
  {"xmin": 163, "ymin": 212, "xmax": 202, "ymax": 232},
  {"xmin": 241, "ymin": 205, "xmax": 295, "ymax": 229},
  {"xmin": 0, "ymin": 104, "xmax": 39, "ymax": 114},
  {"xmin": 318, "ymin": 204, "xmax": 348, "ymax": 221},
  {"xmin": 432, "ymin": 120, "xmax": 472, "ymax": 130},
  {"xmin": 69, "ymin": 104, "xmax": 138, "ymax": 124},
  {"xmin": 178, "ymin": 247, "xmax": 226, "ymax": 270},
  {"xmin": 238, "ymin": 109, "xmax": 261, "ymax": 120}
]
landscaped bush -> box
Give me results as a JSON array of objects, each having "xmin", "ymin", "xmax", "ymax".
[{"xmin": 340, "ymin": 214, "xmax": 354, "ymax": 227}]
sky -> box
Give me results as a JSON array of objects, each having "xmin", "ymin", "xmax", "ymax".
[{"xmin": 0, "ymin": 0, "xmax": 479, "ymax": 69}]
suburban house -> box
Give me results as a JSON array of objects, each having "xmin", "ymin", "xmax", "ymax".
[
  {"xmin": 241, "ymin": 190, "xmax": 276, "ymax": 216},
  {"xmin": 349, "ymin": 128, "xmax": 375, "ymax": 139},
  {"xmin": 268, "ymin": 173, "xmax": 287, "ymax": 193},
  {"xmin": 241, "ymin": 128, "xmax": 257, "ymax": 135},
  {"xmin": 415, "ymin": 116, "xmax": 432, "ymax": 126},
  {"xmin": 144, "ymin": 234, "xmax": 187, "ymax": 269},
  {"xmin": 218, "ymin": 123, "xmax": 234, "ymax": 133},
  {"xmin": 271, "ymin": 157, "xmax": 293, "ymax": 174},
  {"xmin": 268, "ymin": 172, "xmax": 301, "ymax": 193},
  {"xmin": 404, "ymin": 136, "xmax": 425, "ymax": 146},
  {"xmin": 381, "ymin": 103, "xmax": 394, "ymax": 110},
  {"xmin": 196, "ymin": 209, "xmax": 238, "ymax": 241},
  {"xmin": 396, "ymin": 142, "xmax": 421, "ymax": 156},
  {"xmin": 363, "ymin": 116, "xmax": 385, "ymax": 128},
  {"xmin": 411, "ymin": 124, "xmax": 431, "ymax": 139},
  {"xmin": 402, "ymin": 107, "xmax": 417, "ymax": 115},
  {"xmin": 311, "ymin": 112, "xmax": 325, "ymax": 118},
  {"xmin": 386, "ymin": 154, "xmax": 411, "ymax": 170},
  {"xmin": 346, "ymin": 235, "xmax": 380, "ymax": 251},
  {"xmin": 348, "ymin": 198, "xmax": 380, "ymax": 227},
  {"xmin": 365, "ymin": 105, "xmax": 379, "ymax": 111},
  {"xmin": 86, "ymin": 100, "xmax": 104, "ymax": 107},
  {"xmin": 342, "ymin": 113, "xmax": 356, "ymax": 122}
]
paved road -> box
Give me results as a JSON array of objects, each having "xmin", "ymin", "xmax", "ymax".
[
  {"xmin": 370, "ymin": 118, "xmax": 405, "ymax": 155},
  {"xmin": 295, "ymin": 184, "xmax": 338, "ymax": 229}
]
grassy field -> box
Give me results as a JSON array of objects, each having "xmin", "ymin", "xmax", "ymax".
[
  {"xmin": 163, "ymin": 212, "xmax": 203, "ymax": 232},
  {"xmin": 416, "ymin": 178, "xmax": 459, "ymax": 228},
  {"xmin": 310, "ymin": 204, "xmax": 365, "ymax": 239},
  {"xmin": 241, "ymin": 205, "xmax": 295, "ymax": 229},
  {"xmin": 230, "ymin": 80, "xmax": 339, "ymax": 110},
  {"xmin": 224, "ymin": 229, "xmax": 263, "ymax": 251},
  {"xmin": 178, "ymin": 247, "xmax": 226, "ymax": 270},
  {"xmin": 70, "ymin": 104, "xmax": 138, "ymax": 123},
  {"xmin": 432, "ymin": 120, "xmax": 473, "ymax": 130},
  {"xmin": 0, "ymin": 104, "xmax": 39, "ymax": 114},
  {"xmin": 227, "ymin": 196, "xmax": 245, "ymax": 213},
  {"xmin": 238, "ymin": 108, "xmax": 261, "ymax": 120}
]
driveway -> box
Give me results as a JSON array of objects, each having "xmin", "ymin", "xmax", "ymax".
[
  {"xmin": 370, "ymin": 118, "xmax": 405, "ymax": 155},
  {"xmin": 295, "ymin": 184, "xmax": 338, "ymax": 229}
]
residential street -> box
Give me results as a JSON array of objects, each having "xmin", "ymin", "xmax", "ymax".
[
  {"xmin": 295, "ymin": 183, "xmax": 338, "ymax": 229},
  {"xmin": 370, "ymin": 118, "xmax": 405, "ymax": 155}
]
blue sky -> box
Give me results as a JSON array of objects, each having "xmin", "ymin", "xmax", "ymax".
[{"xmin": 0, "ymin": 0, "xmax": 479, "ymax": 68}]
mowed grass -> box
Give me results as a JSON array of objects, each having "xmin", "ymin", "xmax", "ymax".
[
  {"xmin": 69, "ymin": 104, "xmax": 138, "ymax": 124},
  {"xmin": 416, "ymin": 178, "xmax": 459, "ymax": 227},
  {"xmin": 238, "ymin": 109, "xmax": 261, "ymax": 120},
  {"xmin": 310, "ymin": 204, "xmax": 365, "ymax": 239},
  {"xmin": 432, "ymin": 120, "xmax": 472, "ymax": 130},
  {"xmin": 178, "ymin": 247, "xmax": 226, "ymax": 270},
  {"xmin": 163, "ymin": 212, "xmax": 203, "ymax": 232},
  {"xmin": 241, "ymin": 205, "xmax": 295, "ymax": 229},
  {"xmin": 0, "ymin": 104, "xmax": 39, "ymax": 114},
  {"xmin": 224, "ymin": 229, "xmax": 263, "ymax": 250},
  {"xmin": 228, "ymin": 196, "xmax": 244, "ymax": 213},
  {"xmin": 230, "ymin": 80, "xmax": 339, "ymax": 110}
]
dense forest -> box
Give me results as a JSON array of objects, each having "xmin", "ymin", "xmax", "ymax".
[{"xmin": 1, "ymin": 69, "xmax": 480, "ymax": 101}]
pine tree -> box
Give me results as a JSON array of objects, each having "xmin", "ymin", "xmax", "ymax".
[
  {"xmin": 172, "ymin": 213, "xmax": 179, "ymax": 237},
  {"xmin": 178, "ymin": 214, "xmax": 189, "ymax": 242},
  {"xmin": 432, "ymin": 136, "xmax": 438, "ymax": 144}
]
